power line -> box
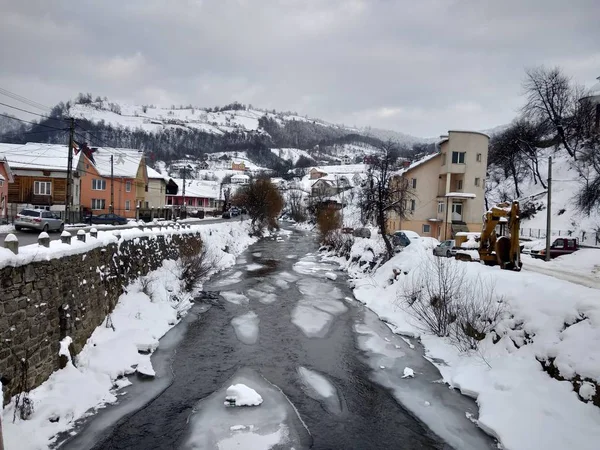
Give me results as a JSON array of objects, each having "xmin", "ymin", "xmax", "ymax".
[
  {"xmin": 0, "ymin": 101, "xmax": 61, "ymax": 122},
  {"xmin": 0, "ymin": 112, "xmax": 67, "ymax": 131},
  {"xmin": 0, "ymin": 87, "xmax": 51, "ymax": 112}
]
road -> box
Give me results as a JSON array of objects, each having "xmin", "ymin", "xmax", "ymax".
[
  {"xmin": 57, "ymin": 228, "xmax": 495, "ymax": 450},
  {"xmin": 0, "ymin": 217, "xmax": 232, "ymax": 247}
]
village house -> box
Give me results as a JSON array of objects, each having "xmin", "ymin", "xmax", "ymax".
[
  {"xmin": 231, "ymin": 161, "xmax": 246, "ymax": 171},
  {"xmin": 166, "ymin": 178, "xmax": 224, "ymax": 214},
  {"xmin": 0, "ymin": 143, "xmax": 83, "ymax": 220},
  {"xmin": 231, "ymin": 173, "xmax": 250, "ymax": 184},
  {"xmin": 146, "ymin": 167, "xmax": 178, "ymax": 209},
  {"xmin": 79, "ymin": 147, "xmax": 148, "ymax": 218},
  {"xmin": 0, "ymin": 157, "xmax": 14, "ymax": 221},
  {"xmin": 387, "ymin": 130, "xmax": 489, "ymax": 240}
]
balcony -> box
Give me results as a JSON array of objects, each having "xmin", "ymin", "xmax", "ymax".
[{"xmin": 440, "ymin": 163, "xmax": 466, "ymax": 175}]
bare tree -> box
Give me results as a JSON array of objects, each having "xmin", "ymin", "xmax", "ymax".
[
  {"xmin": 522, "ymin": 66, "xmax": 585, "ymax": 159},
  {"xmin": 359, "ymin": 141, "xmax": 412, "ymax": 259},
  {"xmin": 285, "ymin": 188, "xmax": 307, "ymax": 222}
]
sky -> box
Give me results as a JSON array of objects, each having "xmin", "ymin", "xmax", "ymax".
[{"xmin": 0, "ymin": 0, "xmax": 598, "ymax": 138}]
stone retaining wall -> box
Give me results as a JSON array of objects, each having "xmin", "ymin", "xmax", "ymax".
[{"xmin": 0, "ymin": 232, "xmax": 202, "ymax": 403}]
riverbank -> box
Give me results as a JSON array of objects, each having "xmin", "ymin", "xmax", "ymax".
[
  {"xmin": 324, "ymin": 235, "xmax": 600, "ymax": 450},
  {"xmin": 2, "ymin": 221, "xmax": 257, "ymax": 450}
]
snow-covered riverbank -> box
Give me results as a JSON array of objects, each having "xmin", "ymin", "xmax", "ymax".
[
  {"xmin": 2, "ymin": 222, "xmax": 257, "ymax": 450},
  {"xmin": 327, "ymin": 236, "xmax": 600, "ymax": 450}
]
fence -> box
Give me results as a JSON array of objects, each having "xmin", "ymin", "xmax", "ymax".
[{"xmin": 520, "ymin": 227, "xmax": 600, "ymax": 247}]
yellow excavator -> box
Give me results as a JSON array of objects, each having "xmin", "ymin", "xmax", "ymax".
[{"xmin": 478, "ymin": 200, "xmax": 523, "ymax": 271}]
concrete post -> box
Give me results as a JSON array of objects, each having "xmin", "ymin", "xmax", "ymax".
[
  {"xmin": 38, "ymin": 232, "xmax": 50, "ymax": 248},
  {"xmin": 77, "ymin": 230, "xmax": 86, "ymax": 242},
  {"xmin": 90, "ymin": 227, "xmax": 98, "ymax": 238},
  {"xmin": 3, "ymin": 233, "xmax": 18, "ymax": 254},
  {"xmin": 60, "ymin": 231, "xmax": 72, "ymax": 245}
]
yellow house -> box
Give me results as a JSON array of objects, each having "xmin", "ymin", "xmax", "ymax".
[{"xmin": 387, "ymin": 130, "xmax": 489, "ymax": 240}]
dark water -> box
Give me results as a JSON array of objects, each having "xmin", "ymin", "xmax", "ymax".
[{"xmin": 60, "ymin": 228, "xmax": 492, "ymax": 450}]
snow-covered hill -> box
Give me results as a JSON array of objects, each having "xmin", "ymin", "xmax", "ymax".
[{"xmin": 487, "ymin": 147, "xmax": 600, "ymax": 244}]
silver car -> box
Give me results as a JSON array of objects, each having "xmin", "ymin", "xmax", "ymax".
[
  {"xmin": 14, "ymin": 209, "xmax": 64, "ymax": 232},
  {"xmin": 433, "ymin": 239, "xmax": 456, "ymax": 257}
]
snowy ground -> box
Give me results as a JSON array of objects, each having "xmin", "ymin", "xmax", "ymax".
[
  {"xmin": 331, "ymin": 237, "xmax": 600, "ymax": 450},
  {"xmin": 2, "ymin": 222, "xmax": 257, "ymax": 450}
]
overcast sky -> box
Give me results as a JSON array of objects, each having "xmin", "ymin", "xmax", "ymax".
[{"xmin": 0, "ymin": 0, "xmax": 598, "ymax": 137}]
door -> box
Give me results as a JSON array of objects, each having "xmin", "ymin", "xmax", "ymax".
[{"xmin": 451, "ymin": 203, "xmax": 463, "ymax": 222}]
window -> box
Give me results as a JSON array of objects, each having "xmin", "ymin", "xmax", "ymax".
[
  {"xmin": 125, "ymin": 200, "xmax": 131, "ymax": 211},
  {"xmin": 125, "ymin": 181, "xmax": 132, "ymax": 192},
  {"xmin": 474, "ymin": 177, "xmax": 480, "ymax": 187},
  {"xmin": 34, "ymin": 181, "xmax": 52, "ymax": 195},
  {"xmin": 91, "ymin": 199, "xmax": 106, "ymax": 210},
  {"xmin": 411, "ymin": 178, "xmax": 417, "ymax": 189},
  {"xmin": 476, "ymin": 153, "xmax": 482, "ymax": 162},
  {"xmin": 438, "ymin": 201, "xmax": 445, "ymax": 213},
  {"xmin": 144, "ymin": 201, "xmax": 149, "ymax": 208},
  {"xmin": 410, "ymin": 199, "xmax": 416, "ymax": 211},
  {"xmin": 422, "ymin": 224, "xmax": 431, "ymax": 234},
  {"xmin": 457, "ymin": 180, "xmax": 463, "ymax": 190},
  {"xmin": 451, "ymin": 151, "xmax": 466, "ymax": 164},
  {"xmin": 0, "ymin": 180, "xmax": 3, "ymax": 187},
  {"xmin": 92, "ymin": 179, "xmax": 106, "ymax": 190}
]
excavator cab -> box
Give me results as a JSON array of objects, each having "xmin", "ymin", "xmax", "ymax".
[{"xmin": 479, "ymin": 201, "xmax": 522, "ymax": 271}]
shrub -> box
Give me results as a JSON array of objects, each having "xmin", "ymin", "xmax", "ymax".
[
  {"xmin": 178, "ymin": 248, "xmax": 213, "ymax": 292},
  {"xmin": 399, "ymin": 256, "xmax": 504, "ymax": 352},
  {"xmin": 317, "ymin": 206, "xmax": 341, "ymax": 242}
]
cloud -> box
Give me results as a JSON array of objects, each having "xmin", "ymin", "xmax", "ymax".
[{"xmin": 0, "ymin": 0, "xmax": 598, "ymax": 136}]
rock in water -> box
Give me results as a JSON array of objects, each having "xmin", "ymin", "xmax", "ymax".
[{"xmin": 224, "ymin": 384, "xmax": 263, "ymax": 407}]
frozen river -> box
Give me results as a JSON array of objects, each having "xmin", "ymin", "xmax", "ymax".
[{"xmin": 59, "ymin": 227, "xmax": 494, "ymax": 449}]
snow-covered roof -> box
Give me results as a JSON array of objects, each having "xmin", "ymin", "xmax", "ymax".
[
  {"xmin": 583, "ymin": 76, "xmax": 600, "ymax": 98},
  {"xmin": 231, "ymin": 173, "xmax": 249, "ymax": 180},
  {"xmin": 91, "ymin": 147, "xmax": 145, "ymax": 178},
  {"xmin": 393, "ymin": 152, "xmax": 440, "ymax": 177},
  {"xmin": 0, "ymin": 142, "xmax": 82, "ymax": 172},
  {"xmin": 312, "ymin": 164, "xmax": 367, "ymax": 175},
  {"xmin": 169, "ymin": 178, "xmax": 220, "ymax": 199},
  {"xmin": 146, "ymin": 166, "xmax": 170, "ymax": 181},
  {"xmin": 445, "ymin": 192, "xmax": 476, "ymax": 199}
]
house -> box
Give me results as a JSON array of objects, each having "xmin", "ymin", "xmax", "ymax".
[
  {"xmin": 231, "ymin": 173, "xmax": 250, "ymax": 184},
  {"xmin": 0, "ymin": 143, "xmax": 83, "ymax": 219},
  {"xmin": 79, "ymin": 147, "xmax": 148, "ymax": 218},
  {"xmin": 166, "ymin": 178, "xmax": 224, "ymax": 213},
  {"xmin": 0, "ymin": 157, "xmax": 14, "ymax": 221},
  {"xmin": 387, "ymin": 130, "xmax": 489, "ymax": 239},
  {"xmin": 311, "ymin": 178, "xmax": 338, "ymax": 198},
  {"xmin": 232, "ymin": 161, "xmax": 246, "ymax": 171},
  {"xmin": 309, "ymin": 168, "xmax": 328, "ymax": 179},
  {"xmin": 146, "ymin": 167, "xmax": 178, "ymax": 209},
  {"xmin": 341, "ymin": 155, "xmax": 352, "ymax": 165}
]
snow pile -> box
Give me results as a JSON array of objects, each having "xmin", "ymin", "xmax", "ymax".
[
  {"xmin": 402, "ymin": 367, "xmax": 415, "ymax": 378},
  {"xmin": 225, "ymin": 384, "xmax": 263, "ymax": 407},
  {"xmin": 345, "ymin": 239, "xmax": 600, "ymax": 450},
  {"xmin": 2, "ymin": 221, "xmax": 257, "ymax": 450}
]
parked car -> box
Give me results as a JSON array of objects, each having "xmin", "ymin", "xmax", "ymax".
[
  {"xmin": 222, "ymin": 211, "xmax": 231, "ymax": 219},
  {"xmin": 353, "ymin": 228, "xmax": 371, "ymax": 238},
  {"xmin": 392, "ymin": 230, "xmax": 420, "ymax": 249},
  {"xmin": 229, "ymin": 207, "xmax": 240, "ymax": 216},
  {"xmin": 14, "ymin": 208, "xmax": 64, "ymax": 232},
  {"xmin": 87, "ymin": 213, "xmax": 128, "ymax": 225},
  {"xmin": 530, "ymin": 237, "xmax": 579, "ymax": 259},
  {"xmin": 433, "ymin": 239, "xmax": 456, "ymax": 257}
]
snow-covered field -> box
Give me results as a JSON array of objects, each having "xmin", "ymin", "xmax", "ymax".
[
  {"xmin": 332, "ymin": 237, "xmax": 600, "ymax": 450},
  {"xmin": 2, "ymin": 222, "xmax": 257, "ymax": 450}
]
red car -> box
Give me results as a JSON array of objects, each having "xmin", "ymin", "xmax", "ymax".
[{"xmin": 531, "ymin": 237, "xmax": 579, "ymax": 259}]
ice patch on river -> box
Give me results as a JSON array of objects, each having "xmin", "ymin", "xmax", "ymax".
[
  {"xmin": 293, "ymin": 255, "xmax": 337, "ymax": 277},
  {"xmin": 297, "ymin": 367, "xmax": 343, "ymax": 415},
  {"xmin": 246, "ymin": 263, "xmax": 265, "ymax": 271},
  {"xmin": 354, "ymin": 311, "xmax": 496, "ymax": 450},
  {"xmin": 181, "ymin": 368, "xmax": 311, "ymax": 450},
  {"xmin": 221, "ymin": 292, "xmax": 249, "ymax": 305},
  {"xmin": 210, "ymin": 271, "xmax": 243, "ymax": 288},
  {"xmin": 246, "ymin": 288, "xmax": 278, "ymax": 304},
  {"xmin": 231, "ymin": 312, "xmax": 260, "ymax": 345},
  {"xmin": 291, "ymin": 279, "xmax": 348, "ymax": 338}
]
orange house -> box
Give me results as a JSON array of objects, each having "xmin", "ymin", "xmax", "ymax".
[{"xmin": 80, "ymin": 148, "xmax": 148, "ymax": 218}]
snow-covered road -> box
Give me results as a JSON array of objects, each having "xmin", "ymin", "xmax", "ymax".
[{"xmin": 58, "ymin": 228, "xmax": 493, "ymax": 450}]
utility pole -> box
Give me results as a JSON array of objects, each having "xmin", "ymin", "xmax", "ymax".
[
  {"xmin": 110, "ymin": 154, "xmax": 114, "ymax": 213},
  {"xmin": 545, "ymin": 156, "xmax": 552, "ymax": 262},
  {"xmin": 65, "ymin": 118, "xmax": 75, "ymax": 224},
  {"xmin": 182, "ymin": 166, "xmax": 187, "ymax": 219}
]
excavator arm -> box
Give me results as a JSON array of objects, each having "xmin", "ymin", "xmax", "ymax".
[{"xmin": 479, "ymin": 201, "xmax": 522, "ymax": 271}]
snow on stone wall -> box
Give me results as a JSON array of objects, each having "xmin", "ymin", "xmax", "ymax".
[{"xmin": 0, "ymin": 230, "xmax": 203, "ymax": 403}]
